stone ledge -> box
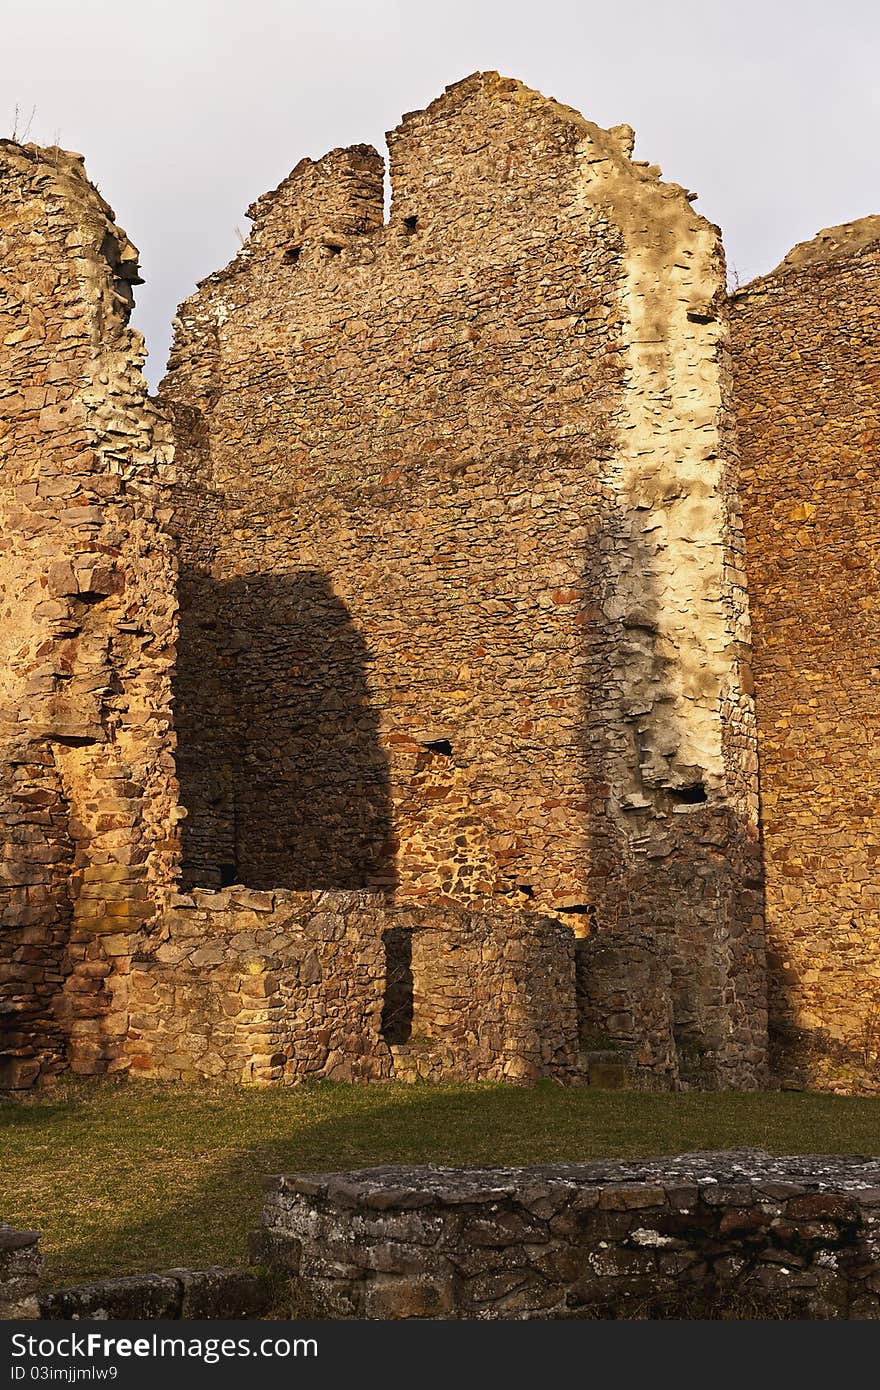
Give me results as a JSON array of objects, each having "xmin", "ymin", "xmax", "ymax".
[
  {"xmin": 0, "ymin": 1226, "xmax": 40, "ymax": 1252},
  {"xmin": 268, "ymin": 1150, "xmax": 880, "ymax": 1201},
  {"xmin": 0, "ymin": 1221, "xmax": 274, "ymax": 1321}
]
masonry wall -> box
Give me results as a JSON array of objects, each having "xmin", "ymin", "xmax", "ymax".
[
  {"xmin": 258, "ymin": 1153, "xmax": 880, "ymax": 1319},
  {"xmin": 383, "ymin": 906, "xmax": 578, "ymax": 1082},
  {"xmin": 730, "ymin": 221, "xmax": 880, "ymax": 1090},
  {"xmin": 127, "ymin": 889, "xmax": 393, "ymax": 1084},
  {"xmin": 0, "ymin": 1225, "xmax": 41, "ymax": 1320},
  {"xmin": 125, "ymin": 891, "xmax": 577, "ymax": 1085},
  {"xmin": 574, "ymin": 928, "xmax": 679, "ymax": 1085},
  {"xmin": 162, "ymin": 73, "xmax": 766, "ymax": 1088},
  {"xmin": 0, "ymin": 142, "xmax": 178, "ymax": 1086}
]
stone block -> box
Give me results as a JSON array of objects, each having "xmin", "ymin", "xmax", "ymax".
[
  {"xmin": 38, "ymin": 1275, "xmax": 181, "ymax": 1320},
  {"xmin": 363, "ymin": 1273, "xmax": 456, "ymax": 1319},
  {"xmin": 164, "ymin": 1267, "xmax": 273, "ymax": 1319}
]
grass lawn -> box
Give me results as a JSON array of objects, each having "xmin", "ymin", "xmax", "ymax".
[{"xmin": 2, "ymin": 1078, "xmax": 879, "ymax": 1287}]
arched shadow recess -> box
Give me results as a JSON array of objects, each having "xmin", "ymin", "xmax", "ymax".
[{"xmin": 174, "ymin": 568, "xmax": 396, "ymax": 893}]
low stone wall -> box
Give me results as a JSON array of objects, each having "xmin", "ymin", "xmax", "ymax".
[
  {"xmin": 0, "ymin": 1225, "xmax": 41, "ymax": 1319},
  {"xmin": 127, "ymin": 889, "xmax": 393, "ymax": 1084},
  {"xmin": 126, "ymin": 891, "xmax": 577, "ymax": 1085},
  {"xmin": 38, "ymin": 1268, "xmax": 271, "ymax": 1320},
  {"xmin": 384, "ymin": 906, "xmax": 578, "ymax": 1083},
  {"xmin": 256, "ymin": 1152, "xmax": 880, "ymax": 1319},
  {"xmin": 0, "ymin": 1228, "xmax": 272, "ymax": 1320}
]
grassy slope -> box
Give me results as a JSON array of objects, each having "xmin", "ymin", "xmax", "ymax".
[{"xmin": 2, "ymin": 1078, "xmax": 879, "ymax": 1285}]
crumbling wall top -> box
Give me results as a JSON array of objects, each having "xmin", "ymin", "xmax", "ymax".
[{"xmin": 736, "ymin": 214, "xmax": 880, "ymax": 294}]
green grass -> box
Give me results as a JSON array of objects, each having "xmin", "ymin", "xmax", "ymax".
[{"xmin": 1, "ymin": 1078, "xmax": 879, "ymax": 1287}]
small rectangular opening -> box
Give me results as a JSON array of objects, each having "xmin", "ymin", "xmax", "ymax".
[
  {"xmin": 403, "ymin": 215, "xmax": 418, "ymax": 234},
  {"xmin": 668, "ymin": 783, "xmax": 708, "ymax": 805},
  {"xmin": 219, "ymin": 863, "xmax": 238, "ymax": 887},
  {"xmin": 421, "ymin": 738, "xmax": 452, "ymax": 757}
]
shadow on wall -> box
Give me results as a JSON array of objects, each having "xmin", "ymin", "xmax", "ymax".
[{"xmin": 174, "ymin": 568, "xmax": 396, "ymax": 893}]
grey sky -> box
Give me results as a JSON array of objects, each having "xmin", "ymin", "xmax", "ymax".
[{"xmin": 3, "ymin": 0, "xmax": 878, "ymax": 388}]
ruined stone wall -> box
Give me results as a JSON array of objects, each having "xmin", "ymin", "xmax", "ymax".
[
  {"xmin": 383, "ymin": 906, "xmax": 577, "ymax": 1083},
  {"xmin": 258, "ymin": 1153, "xmax": 880, "ymax": 1319},
  {"xmin": 574, "ymin": 929, "xmax": 679, "ymax": 1086},
  {"xmin": 162, "ymin": 73, "xmax": 766, "ymax": 1088},
  {"xmin": 0, "ymin": 142, "xmax": 178, "ymax": 1086},
  {"xmin": 0, "ymin": 1223, "xmax": 271, "ymax": 1320},
  {"xmin": 127, "ymin": 889, "xmax": 393, "ymax": 1084},
  {"xmin": 126, "ymin": 891, "xmax": 576, "ymax": 1085},
  {"xmin": 730, "ymin": 222, "xmax": 880, "ymax": 1090}
]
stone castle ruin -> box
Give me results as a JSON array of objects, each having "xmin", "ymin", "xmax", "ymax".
[{"xmin": 0, "ymin": 74, "xmax": 876, "ymax": 1094}]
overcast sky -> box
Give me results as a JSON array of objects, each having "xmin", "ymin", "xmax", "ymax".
[{"xmin": 3, "ymin": 0, "xmax": 878, "ymax": 388}]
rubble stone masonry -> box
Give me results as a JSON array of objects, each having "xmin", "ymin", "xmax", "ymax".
[
  {"xmin": 730, "ymin": 221, "xmax": 880, "ymax": 1088},
  {"xmin": 125, "ymin": 890, "xmax": 577, "ymax": 1085},
  {"xmin": 161, "ymin": 74, "xmax": 765, "ymax": 1088},
  {"xmin": 257, "ymin": 1152, "xmax": 880, "ymax": 1319},
  {"xmin": 14, "ymin": 73, "xmax": 880, "ymax": 1095},
  {"xmin": 0, "ymin": 142, "xmax": 178, "ymax": 1087}
]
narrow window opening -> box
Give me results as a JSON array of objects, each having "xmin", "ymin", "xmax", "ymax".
[
  {"xmin": 403, "ymin": 215, "xmax": 418, "ymax": 234},
  {"xmin": 284, "ymin": 245, "xmax": 302, "ymax": 264},
  {"xmin": 381, "ymin": 927, "xmax": 413, "ymax": 1045},
  {"xmin": 668, "ymin": 782, "xmax": 708, "ymax": 805},
  {"xmin": 517, "ymin": 884, "xmax": 535, "ymax": 899},
  {"xmin": 558, "ymin": 903, "xmax": 594, "ymax": 916},
  {"xmin": 325, "ymin": 241, "xmax": 343, "ymax": 256},
  {"xmin": 421, "ymin": 738, "xmax": 452, "ymax": 757},
  {"xmin": 219, "ymin": 862, "xmax": 237, "ymax": 887}
]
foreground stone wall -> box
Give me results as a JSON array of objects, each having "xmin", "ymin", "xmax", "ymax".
[
  {"xmin": 257, "ymin": 1152, "xmax": 880, "ymax": 1319},
  {"xmin": 126, "ymin": 892, "xmax": 576, "ymax": 1084},
  {"xmin": 0, "ymin": 1226, "xmax": 271, "ymax": 1320},
  {"xmin": 0, "ymin": 142, "xmax": 178, "ymax": 1087},
  {"xmin": 0, "ymin": 1225, "xmax": 41, "ymax": 1319},
  {"xmin": 38, "ymin": 1268, "xmax": 271, "ymax": 1320},
  {"xmin": 730, "ymin": 221, "xmax": 880, "ymax": 1090},
  {"xmin": 162, "ymin": 73, "xmax": 765, "ymax": 1088}
]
